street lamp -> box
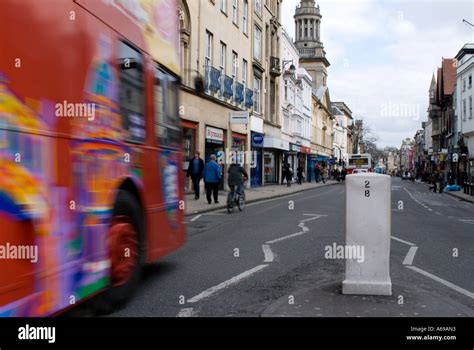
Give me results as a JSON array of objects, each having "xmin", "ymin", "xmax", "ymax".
[
  {"xmin": 462, "ymin": 19, "xmax": 474, "ymax": 27},
  {"xmin": 282, "ymin": 59, "xmax": 296, "ymax": 75}
]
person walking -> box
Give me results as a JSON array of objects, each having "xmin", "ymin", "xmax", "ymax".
[
  {"xmin": 429, "ymin": 172, "xmax": 437, "ymax": 192},
  {"xmin": 314, "ymin": 165, "xmax": 321, "ymax": 183},
  {"xmin": 281, "ymin": 161, "xmax": 288, "ymax": 185},
  {"xmin": 286, "ymin": 165, "xmax": 293, "ymax": 187},
  {"xmin": 322, "ymin": 167, "xmax": 328, "ymax": 184},
  {"xmin": 437, "ymin": 171, "xmax": 444, "ymax": 194},
  {"xmin": 297, "ymin": 165, "xmax": 304, "ymax": 185},
  {"xmin": 202, "ymin": 154, "xmax": 221, "ymax": 204},
  {"xmin": 341, "ymin": 167, "xmax": 347, "ymax": 182},
  {"xmin": 186, "ymin": 151, "xmax": 204, "ymax": 200}
]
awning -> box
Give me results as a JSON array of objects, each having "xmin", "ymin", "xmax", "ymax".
[{"xmin": 263, "ymin": 137, "xmax": 290, "ymax": 151}]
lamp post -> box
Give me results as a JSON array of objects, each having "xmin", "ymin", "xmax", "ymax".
[{"xmin": 282, "ymin": 60, "xmax": 296, "ymax": 75}]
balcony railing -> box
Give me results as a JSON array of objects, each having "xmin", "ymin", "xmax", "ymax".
[
  {"xmin": 222, "ymin": 74, "xmax": 234, "ymax": 99},
  {"xmin": 204, "ymin": 64, "xmax": 252, "ymax": 110},
  {"xmin": 245, "ymin": 88, "xmax": 254, "ymax": 108},
  {"xmin": 270, "ymin": 56, "xmax": 281, "ymax": 76},
  {"xmin": 298, "ymin": 48, "xmax": 316, "ymax": 57},
  {"xmin": 234, "ymin": 82, "xmax": 244, "ymax": 105},
  {"xmin": 204, "ymin": 65, "xmax": 221, "ymax": 93}
]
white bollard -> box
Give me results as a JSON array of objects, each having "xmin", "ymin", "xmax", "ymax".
[{"xmin": 342, "ymin": 173, "xmax": 392, "ymax": 295}]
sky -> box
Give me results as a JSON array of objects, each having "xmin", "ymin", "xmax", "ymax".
[{"xmin": 281, "ymin": 0, "xmax": 474, "ymax": 147}]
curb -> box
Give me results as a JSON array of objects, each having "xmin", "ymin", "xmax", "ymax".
[
  {"xmin": 412, "ymin": 179, "xmax": 474, "ymax": 203},
  {"xmin": 445, "ymin": 191, "xmax": 474, "ymax": 203},
  {"xmin": 184, "ymin": 181, "xmax": 342, "ymax": 217}
]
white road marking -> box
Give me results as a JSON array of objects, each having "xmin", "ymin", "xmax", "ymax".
[
  {"xmin": 266, "ymin": 214, "xmax": 327, "ymax": 244},
  {"xmin": 190, "ymin": 214, "xmax": 202, "ymax": 222},
  {"xmin": 459, "ymin": 219, "xmax": 474, "ymax": 224},
  {"xmin": 266, "ymin": 231, "xmax": 305, "ymax": 244},
  {"xmin": 262, "ymin": 244, "xmax": 274, "ymax": 262},
  {"xmin": 406, "ymin": 265, "xmax": 474, "ymax": 299},
  {"xmin": 391, "ymin": 236, "xmax": 416, "ymax": 246},
  {"xmin": 187, "ymin": 264, "xmax": 268, "ymax": 303},
  {"xmin": 301, "ymin": 214, "xmax": 328, "ymax": 222},
  {"xmin": 177, "ymin": 308, "xmax": 196, "ymax": 317},
  {"xmin": 403, "ymin": 187, "xmax": 432, "ymax": 212},
  {"xmin": 402, "ymin": 246, "xmax": 418, "ymax": 265}
]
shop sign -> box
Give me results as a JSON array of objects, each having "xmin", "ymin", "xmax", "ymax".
[
  {"xmin": 251, "ymin": 133, "xmax": 264, "ymax": 148},
  {"xmin": 230, "ymin": 111, "xmax": 249, "ymax": 124},
  {"xmin": 206, "ymin": 126, "xmax": 224, "ymax": 142}
]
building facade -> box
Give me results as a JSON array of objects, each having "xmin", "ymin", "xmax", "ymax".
[
  {"xmin": 455, "ymin": 44, "xmax": 474, "ymax": 190},
  {"xmin": 294, "ymin": 0, "xmax": 333, "ymax": 172},
  {"xmin": 256, "ymin": 0, "xmax": 284, "ymax": 186},
  {"xmin": 178, "ymin": 0, "xmax": 255, "ymax": 192}
]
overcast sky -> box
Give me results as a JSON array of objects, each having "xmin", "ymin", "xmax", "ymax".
[{"xmin": 281, "ymin": 0, "xmax": 474, "ymax": 147}]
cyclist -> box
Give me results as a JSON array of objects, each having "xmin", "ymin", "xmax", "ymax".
[{"xmin": 228, "ymin": 161, "xmax": 249, "ymax": 201}]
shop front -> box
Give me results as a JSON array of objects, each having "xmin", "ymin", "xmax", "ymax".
[
  {"xmin": 205, "ymin": 126, "xmax": 225, "ymax": 190},
  {"xmin": 182, "ymin": 120, "xmax": 198, "ymax": 192},
  {"xmin": 263, "ymin": 137, "xmax": 289, "ymax": 184},
  {"xmin": 232, "ymin": 132, "xmax": 247, "ymax": 163},
  {"xmin": 251, "ymin": 132, "xmax": 264, "ymax": 187},
  {"xmin": 300, "ymin": 146, "xmax": 312, "ymax": 181},
  {"xmin": 307, "ymin": 153, "xmax": 318, "ymax": 182}
]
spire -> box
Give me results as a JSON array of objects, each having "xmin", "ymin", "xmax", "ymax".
[{"xmin": 429, "ymin": 72, "xmax": 436, "ymax": 91}]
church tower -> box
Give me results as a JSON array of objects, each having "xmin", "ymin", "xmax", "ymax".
[{"xmin": 294, "ymin": 0, "xmax": 330, "ymax": 89}]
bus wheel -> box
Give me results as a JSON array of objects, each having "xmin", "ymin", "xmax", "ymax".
[{"xmin": 94, "ymin": 190, "xmax": 143, "ymax": 314}]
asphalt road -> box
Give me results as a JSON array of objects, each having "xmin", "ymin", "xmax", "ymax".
[{"xmin": 80, "ymin": 177, "xmax": 473, "ymax": 317}]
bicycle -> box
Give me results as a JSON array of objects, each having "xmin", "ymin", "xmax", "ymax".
[{"xmin": 227, "ymin": 183, "xmax": 246, "ymax": 213}]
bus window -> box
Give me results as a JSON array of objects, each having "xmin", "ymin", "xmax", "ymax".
[
  {"xmin": 118, "ymin": 41, "xmax": 145, "ymax": 144},
  {"xmin": 154, "ymin": 67, "xmax": 181, "ymax": 148}
]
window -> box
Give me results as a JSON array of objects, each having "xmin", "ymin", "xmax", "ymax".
[
  {"xmin": 242, "ymin": 59, "xmax": 248, "ymax": 87},
  {"xmin": 463, "ymin": 98, "xmax": 466, "ymax": 121},
  {"xmin": 254, "ymin": 26, "xmax": 262, "ymax": 61},
  {"xmin": 469, "ymin": 96, "xmax": 473, "ymax": 119},
  {"xmin": 205, "ymin": 31, "xmax": 213, "ymax": 66},
  {"xmin": 253, "ymin": 77, "xmax": 261, "ymax": 113},
  {"xmin": 154, "ymin": 67, "xmax": 181, "ymax": 148},
  {"xmin": 220, "ymin": 0, "xmax": 227, "ymax": 14},
  {"xmin": 469, "ymin": 75, "xmax": 472, "ymax": 89},
  {"xmin": 219, "ymin": 41, "xmax": 226, "ymax": 73},
  {"xmin": 243, "ymin": 0, "xmax": 248, "ymax": 35},
  {"xmin": 232, "ymin": 51, "xmax": 238, "ymax": 78},
  {"xmin": 463, "ymin": 78, "xmax": 466, "ymax": 92},
  {"xmin": 232, "ymin": 0, "xmax": 238, "ymax": 24},
  {"xmin": 255, "ymin": 0, "xmax": 262, "ymax": 16},
  {"xmin": 118, "ymin": 41, "xmax": 145, "ymax": 144}
]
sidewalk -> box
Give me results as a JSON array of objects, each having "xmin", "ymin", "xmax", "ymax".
[
  {"xmin": 414, "ymin": 179, "xmax": 474, "ymax": 203},
  {"xmin": 185, "ymin": 180, "xmax": 340, "ymax": 216}
]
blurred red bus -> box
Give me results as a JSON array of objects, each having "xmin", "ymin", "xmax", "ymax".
[
  {"xmin": 346, "ymin": 154, "xmax": 372, "ymax": 174},
  {"xmin": 0, "ymin": 0, "xmax": 185, "ymax": 316}
]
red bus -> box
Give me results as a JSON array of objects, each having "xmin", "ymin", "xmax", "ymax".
[
  {"xmin": 346, "ymin": 154, "xmax": 372, "ymax": 174},
  {"xmin": 0, "ymin": 0, "xmax": 185, "ymax": 316}
]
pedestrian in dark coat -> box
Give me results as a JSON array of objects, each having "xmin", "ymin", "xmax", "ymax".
[
  {"xmin": 286, "ymin": 166, "xmax": 293, "ymax": 187},
  {"xmin": 281, "ymin": 161, "xmax": 287, "ymax": 185},
  {"xmin": 187, "ymin": 151, "xmax": 205, "ymax": 200},
  {"xmin": 297, "ymin": 165, "xmax": 304, "ymax": 185}
]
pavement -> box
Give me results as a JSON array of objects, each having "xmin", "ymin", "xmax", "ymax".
[
  {"xmin": 414, "ymin": 179, "xmax": 474, "ymax": 203},
  {"xmin": 69, "ymin": 177, "xmax": 473, "ymax": 317},
  {"xmin": 185, "ymin": 180, "xmax": 340, "ymax": 215}
]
